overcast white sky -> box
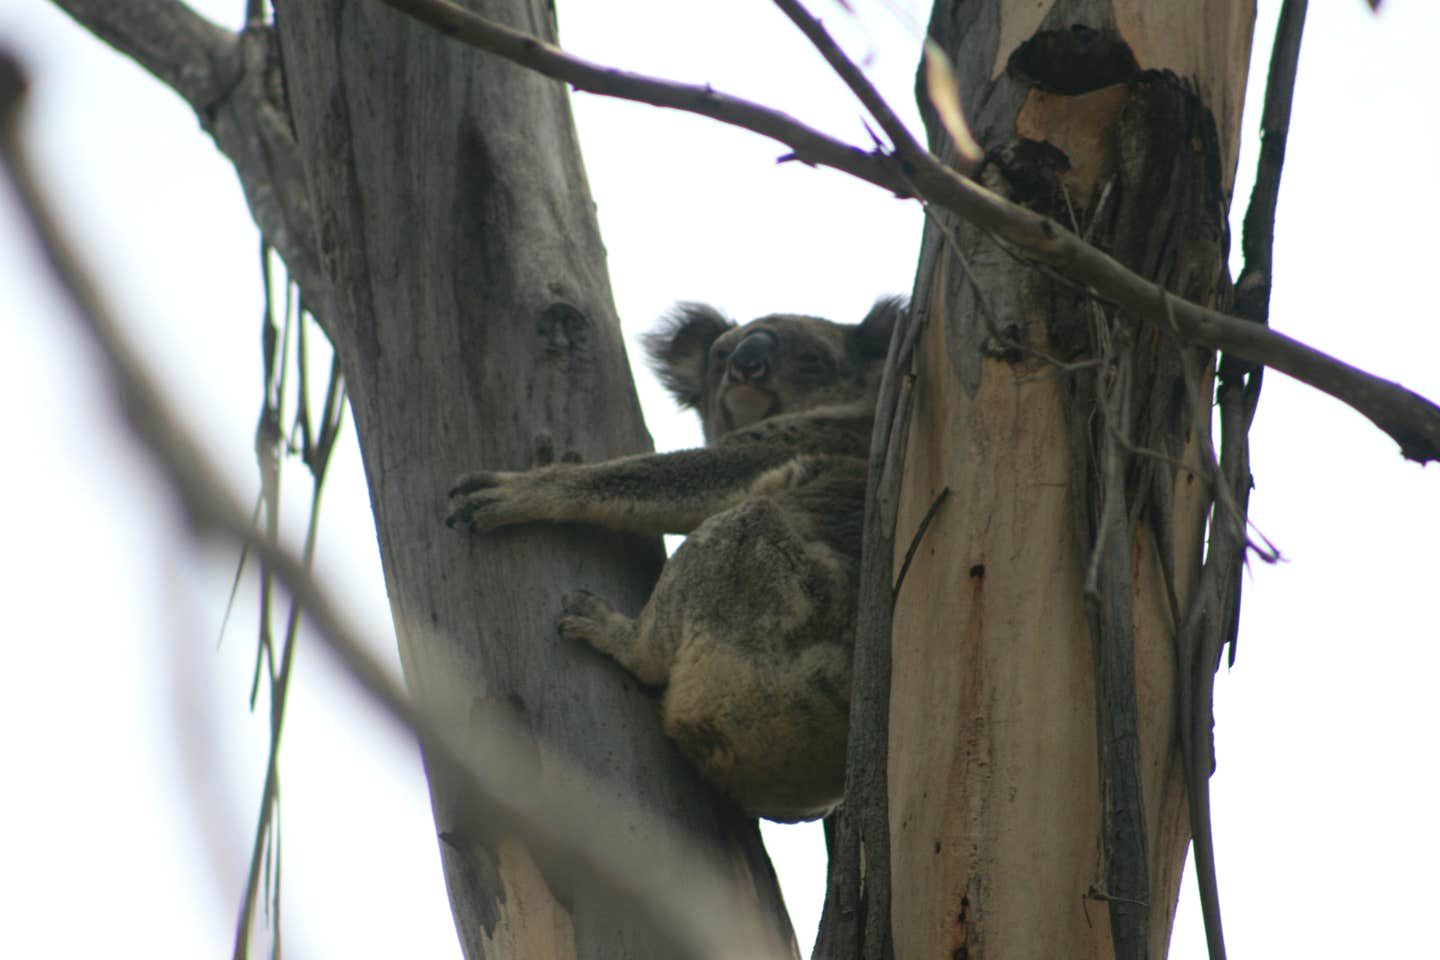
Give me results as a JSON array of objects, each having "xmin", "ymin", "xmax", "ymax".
[{"xmin": 1, "ymin": 1, "xmax": 1437, "ymax": 958}]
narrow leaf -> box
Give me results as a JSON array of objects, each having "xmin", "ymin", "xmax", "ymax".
[{"xmin": 923, "ymin": 39, "xmax": 983, "ymax": 168}]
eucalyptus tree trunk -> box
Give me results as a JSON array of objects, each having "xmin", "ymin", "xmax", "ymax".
[
  {"xmin": 828, "ymin": 2, "xmax": 1256, "ymax": 959},
  {"xmin": 51, "ymin": 0, "xmax": 795, "ymax": 953},
  {"xmin": 267, "ymin": 2, "xmax": 792, "ymax": 957}
]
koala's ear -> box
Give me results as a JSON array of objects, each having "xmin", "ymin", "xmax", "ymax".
[
  {"xmin": 854, "ymin": 296, "xmax": 907, "ymax": 359},
  {"xmin": 643, "ymin": 303, "xmax": 735, "ymax": 408}
]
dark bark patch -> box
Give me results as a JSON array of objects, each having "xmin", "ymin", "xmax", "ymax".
[
  {"xmin": 1008, "ymin": 26, "xmax": 1138, "ymax": 95},
  {"xmin": 453, "ymin": 123, "xmax": 515, "ymax": 298},
  {"xmin": 537, "ymin": 301, "xmax": 592, "ymax": 364},
  {"xmin": 987, "ymin": 138, "xmax": 1071, "ymax": 215},
  {"xmin": 440, "ymin": 835, "xmax": 505, "ymax": 941}
]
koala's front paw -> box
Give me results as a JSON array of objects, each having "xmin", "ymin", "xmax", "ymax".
[{"xmin": 446, "ymin": 470, "xmax": 527, "ymax": 531}]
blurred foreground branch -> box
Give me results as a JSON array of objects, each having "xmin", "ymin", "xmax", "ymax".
[{"xmin": 0, "ymin": 52, "xmax": 785, "ymax": 960}]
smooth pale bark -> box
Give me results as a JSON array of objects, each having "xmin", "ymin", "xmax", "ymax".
[
  {"xmin": 269, "ymin": 2, "xmax": 792, "ymax": 956},
  {"xmin": 886, "ymin": 2, "xmax": 1254, "ymax": 958}
]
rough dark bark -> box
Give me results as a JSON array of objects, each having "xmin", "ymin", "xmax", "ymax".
[{"xmin": 262, "ymin": 0, "xmax": 793, "ymax": 956}]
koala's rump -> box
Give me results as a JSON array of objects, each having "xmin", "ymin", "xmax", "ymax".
[
  {"xmin": 665, "ymin": 638, "xmax": 849, "ymax": 822},
  {"xmin": 644, "ymin": 491, "xmax": 859, "ymax": 822}
]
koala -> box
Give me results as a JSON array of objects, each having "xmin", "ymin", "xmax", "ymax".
[{"xmin": 446, "ymin": 297, "xmax": 903, "ymax": 822}]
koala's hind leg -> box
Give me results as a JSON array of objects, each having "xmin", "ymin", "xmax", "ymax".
[
  {"xmin": 559, "ymin": 590, "xmax": 672, "ymax": 688},
  {"xmin": 644, "ymin": 497, "xmax": 855, "ymax": 820}
]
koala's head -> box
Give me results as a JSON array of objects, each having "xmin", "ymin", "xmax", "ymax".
[{"xmin": 644, "ymin": 297, "xmax": 904, "ymax": 442}]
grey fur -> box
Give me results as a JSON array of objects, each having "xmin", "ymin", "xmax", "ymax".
[{"xmin": 447, "ymin": 297, "xmax": 903, "ymax": 821}]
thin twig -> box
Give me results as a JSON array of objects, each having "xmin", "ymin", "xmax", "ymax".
[
  {"xmin": 217, "ymin": 493, "xmax": 263, "ymax": 649},
  {"xmin": 1105, "ymin": 416, "xmax": 1207, "ymax": 485},
  {"xmin": 1178, "ymin": 6, "xmax": 1310, "ymax": 960},
  {"xmin": 769, "ymin": 0, "xmax": 925, "ymax": 159},
  {"xmin": 371, "ymin": 0, "xmax": 909, "ymax": 196},
  {"xmin": 892, "ymin": 487, "xmax": 950, "ymax": 601},
  {"xmin": 234, "ymin": 313, "xmax": 344, "ymax": 958},
  {"xmin": 1085, "ymin": 886, "xmax": 1150, "ymax": 908},
  {"xmin": 1083, "ymin": 342, "xmax": 1128, "ymax": 600}
]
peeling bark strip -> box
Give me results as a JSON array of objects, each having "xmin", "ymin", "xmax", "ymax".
[
  {"xmin": 887, "ymin": 4, "xmax": 1252, "ymax": 959},
  {"xmin": 1072, "ymin": 72, "xmax": 1235, "ymax": 960},
  {"xmin": 813, "ymin": 305, "xmax": 923, "ymax": 960}
]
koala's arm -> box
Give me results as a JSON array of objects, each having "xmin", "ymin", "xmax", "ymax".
[{"xmin": 447, "ymin": 444, "xmax": 820, "ymax": 536}]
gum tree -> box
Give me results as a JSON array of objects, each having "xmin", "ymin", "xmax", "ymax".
[{"xmin": 30, "ymin": 1, "xmax": 1438, "ymax": 958}]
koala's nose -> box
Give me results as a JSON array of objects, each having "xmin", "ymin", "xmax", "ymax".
[{"xmin": 729, "ymin": 331, "xmax": 776, "ymax": 384}]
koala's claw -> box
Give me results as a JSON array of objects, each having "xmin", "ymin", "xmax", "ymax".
[
  {"xmin": 444, "ymin": 495, "xmax": 486, "ymax": 530},
  {"xmin": 560, "ymin": 588, "xmax": 607, "ymax": 622},
  {"xmin": 446, "ymin": 471, "xmax": 515, "ymax": 531},
  {"xmin": 561, "ymin": 589, "xmax": 611, "ymax": 617},
  {"xmin": 449, "ymin": 471, "xmax": 501, "ymax": 498},
  {"xmin": 558, "ymin": 590, "xmax": 617, "ymax": 644}
]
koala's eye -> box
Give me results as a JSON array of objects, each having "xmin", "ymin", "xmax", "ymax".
[
  {"xmin": 712, "ymin": 347, "xmax": 732, "ymax": 367},
  {"xmin": 792, "ymin": 351, "xmax": 834, "ymax": 383}
]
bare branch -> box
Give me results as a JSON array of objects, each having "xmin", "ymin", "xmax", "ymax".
[
  {"xmin": 0, "ymin": 53, "xmax": 787, "ymax": 960},
  {"xmin": 905, "ymin": 158, "xmax": 1440, "ymax": 461},
  {"xmin": 1235, "ymin": 0, "xmax": 1308, "ymax": 335},
  {"xmin": 51, "ymin": 0, "xmax": 332, "ymax": 327},
  {"xmin": 371, "ymin": 0, "xmax": 909, "ymax": 196},
  {"xmin": 760, "ymin": 1, "xmax": 1440, "ymax": 462},
  {"xmin": 365, "ymin": 0, "xmax": 1440, "ymax": 463},
  {"xmin": 50, "ymin": 0, "xmax": 234, "ymax": 109},
  {"xmin": 769, "ymin": 0, "xmax": 924, "ymax": 161}
]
